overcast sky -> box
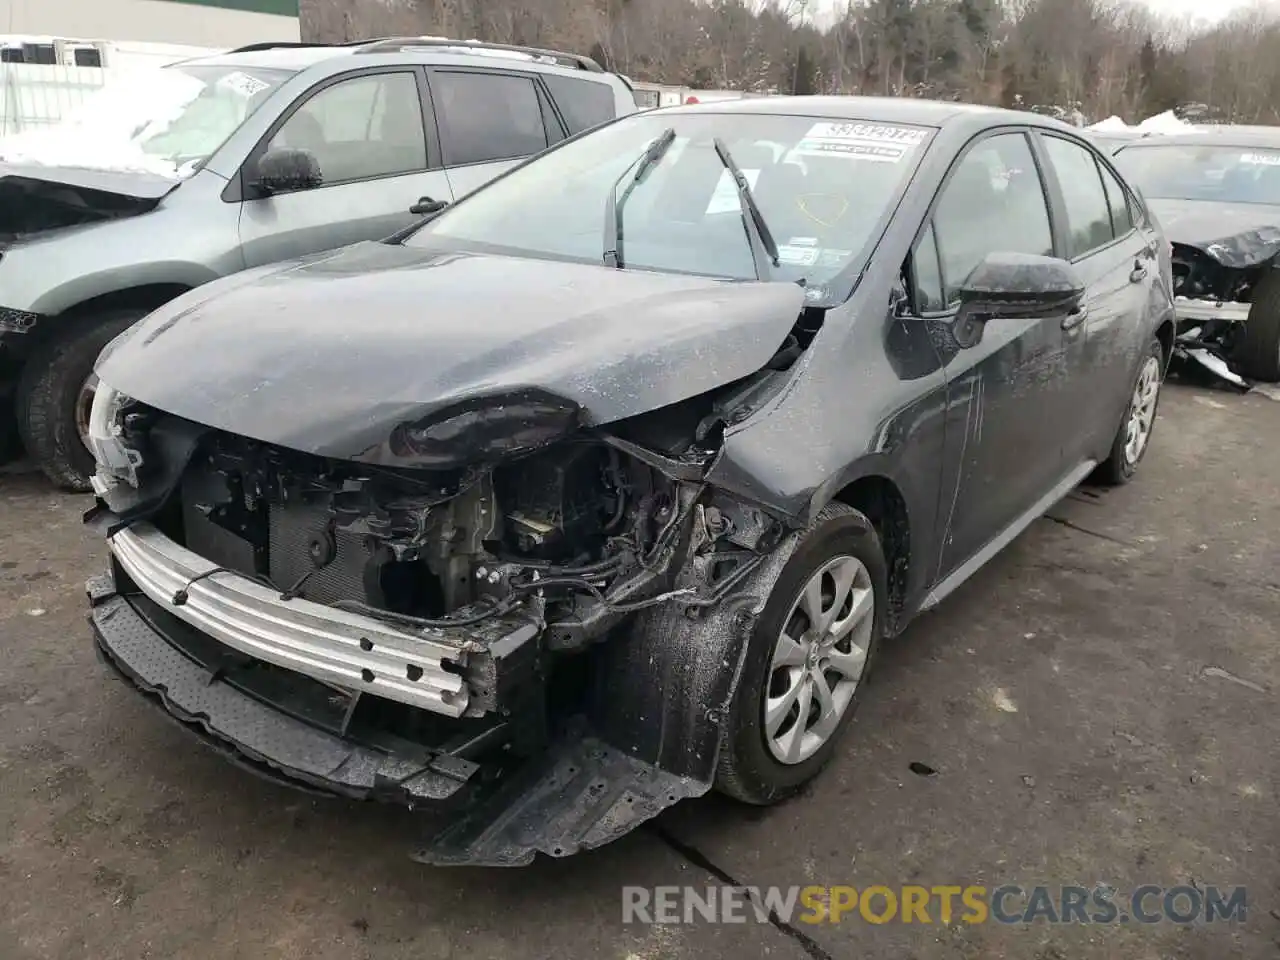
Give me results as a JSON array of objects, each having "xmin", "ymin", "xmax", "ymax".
[
  {"xmin": 810, "ymin": 0, "xmax": 1272, "ymax": 28},
  {"xmin": 1141, "ymin": 0, "xmax": 1253, "ymax": 22}
]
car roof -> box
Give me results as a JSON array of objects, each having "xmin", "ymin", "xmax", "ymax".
[
  {"xmin": 176, "ymin": 39, "xmax": 618, "ymax": 80},
  {"xmin": 658, "ymin": 95, "xmax": 1087, "ymax": 132},
  {"xmin": 1117, "ymin": 127, "xmax": 1280, "ymax": 150}
]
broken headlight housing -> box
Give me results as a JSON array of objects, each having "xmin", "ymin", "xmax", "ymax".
[
  {"xmin": 382, "ymin": 390, "xmax": 581, "ymax": 469},
  {"xmin": 87, "ymin": 381, "xmax": 144, "ymax": 490}
]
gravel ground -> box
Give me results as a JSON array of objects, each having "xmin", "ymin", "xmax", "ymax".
[{"xmin": 0, "ymin": 380, "xmax": 1276, "ymax": 960}]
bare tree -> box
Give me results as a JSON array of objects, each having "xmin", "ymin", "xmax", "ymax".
[{"xmin": 300, "ymin": 0, "xmax": 1280, "ymax": 124}]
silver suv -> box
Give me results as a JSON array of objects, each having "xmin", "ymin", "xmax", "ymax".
[{"xmin": 0, "ymin": 37, "xmax": 636, "ymax": 489}]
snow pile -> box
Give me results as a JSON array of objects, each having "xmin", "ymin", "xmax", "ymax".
[
  {"xmin": 1136, "ymin": 110, "xmax": 1191, "ymax": 133},
  {"xmin": 1087, "ymin": 110, "xmax": 1193, "ymax": 135}
]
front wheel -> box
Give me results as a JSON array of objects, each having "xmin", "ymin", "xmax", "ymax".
[
  {"xmin": 1235, "ymin": 269, "xmax": 1280, "ymax": 382},
  {"xmin": 715, "ymin": 502, "xmax": 887, "ymax": 806},
  {"xmin": 1096, "ymin": 337, "xmax": 1164, "ymax": 486},
  {"xmin": 16, "ymin": 312, "xmax": 143, "ymax": 492}
]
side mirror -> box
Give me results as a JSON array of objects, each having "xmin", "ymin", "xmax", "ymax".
[
  {"xmin": 951, "ymin": 252, "xmax": 1085, "ymax": 348},
  {"xmin": 251, "ymin": 147, "xmax": 322, "ymax": 195},
  {"xmin": 410, "ymin": 196, "xmax": 449, "ymax": 217}
]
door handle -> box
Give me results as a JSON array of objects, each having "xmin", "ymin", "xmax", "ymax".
[
  {"xmin": 1062, "ymin": 306, "xmax": 1088, "ymax": 331},
  {"xmin": 1129, "ymin": 260, "xmax": 1148, "ymax": 283}
]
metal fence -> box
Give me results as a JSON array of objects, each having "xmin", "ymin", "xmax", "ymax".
[{"xmin": 0, "ymin": 63, "xmax": 110, "ymax": 137}]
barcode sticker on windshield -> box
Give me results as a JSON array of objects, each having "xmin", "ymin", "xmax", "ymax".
[
  {"xmin": 218, "ymin": 71, "xmax": 270, "ymax": 98},
  {"xmin": 794, "ymin": 122, "xmax": 926, "ymax": 162},
  {"xmin": 778, "ymin": 244, "xmax": 820, "ymax": 266},
  {"xmin": 1239, "ymin": 152, "xmax": 1280, "ymax": 166}
]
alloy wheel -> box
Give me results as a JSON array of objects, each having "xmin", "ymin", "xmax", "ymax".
[
  {"xmin": 1123, "ymin": 356, "xmax": 1162, "ymax": 466},
  {"xmin": 763, "ymin": 554, "xmax": 875, "ymax": 765}
]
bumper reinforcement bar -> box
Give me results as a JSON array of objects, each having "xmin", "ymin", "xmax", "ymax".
[
  {"xmin": 87, "ymin": 574, "xmax": 479, "ymax": 804},
  {"xmin": 109, "ymin": 523, "xmax": 491, "ymax": 717}
]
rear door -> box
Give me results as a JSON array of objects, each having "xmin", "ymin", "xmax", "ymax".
[
  {"xmin": 911, "ymin": 129, "xmax": 1072, "ymax": 580},
  {"xmin": 237, "ymin": 67, "xmax": 453, "ymax": 270},
  {"xmin": 427, "ymin": 68, "xmax": 565, "ymax": 200},
  {"xmin": 1034, "ymin": 133, "xmax": 1154, "ymax": 465}
]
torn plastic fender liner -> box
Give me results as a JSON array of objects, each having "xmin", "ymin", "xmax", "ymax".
[
  {"xmin": 589, "ymin": 495, "xmax": 842, "ymax": 782},
  {"xmin": 415, "ymin": 493, "xmax": 838, "ymax": 867}
]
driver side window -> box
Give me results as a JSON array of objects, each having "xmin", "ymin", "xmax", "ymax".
[
  {"xmin": 929, "ymin": 132, "xmax": 1054, "ymax": 305},
  {"xmin": 267, "ymin": 71, "xmax": 427, "ymax": 186}
]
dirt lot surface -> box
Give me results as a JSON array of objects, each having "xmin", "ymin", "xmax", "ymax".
[{"xmin": 1, "ymin": 381, "xmax": 1277, "ymax": 960}]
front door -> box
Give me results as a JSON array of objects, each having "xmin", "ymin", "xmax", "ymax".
[
  {"xmin": 238, "ymin": 68, "xmax": 453, "ymax": 269},
  {"xmin": 918, "ymin": 130, "xmax": 1073, "ymax": 581}
]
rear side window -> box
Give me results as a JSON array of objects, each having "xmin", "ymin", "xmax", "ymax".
[
  {"xmin": 542, "ymin": 75, "xmax": 616, "ymax": 134},
  {"xmin": 1097, "ymin": 161, "xmax": 1135, "ymax": 237},
  {"xmin": 1042, "ymin": 136, "xmax": 1115, "ymax": 258},
  {"xmin": 433, "ymin": 71, "xmax": 549, "ymax": 166}
]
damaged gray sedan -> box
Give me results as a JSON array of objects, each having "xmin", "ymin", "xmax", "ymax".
[
  {"xmin": 1115, "ymin": 129, "xmax": 1280, "ymax": 384},
  {"xmin": 84, "ymin": 98, "xmax": 1175, "ymax": 866}
]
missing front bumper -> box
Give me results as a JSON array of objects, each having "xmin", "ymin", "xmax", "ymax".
[{"xmin": 88, "ymin": 570, "xmax": 710, "ymax": 866}]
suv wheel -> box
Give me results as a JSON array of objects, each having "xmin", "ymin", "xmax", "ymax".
[{"xmin": 16, "ymin": 312, "xmax": 142, "ymax": 492}]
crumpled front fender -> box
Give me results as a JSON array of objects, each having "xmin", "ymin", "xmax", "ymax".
[{"xmin": 589, "ymin": 501, "xmax": 823, "ymax": 784}]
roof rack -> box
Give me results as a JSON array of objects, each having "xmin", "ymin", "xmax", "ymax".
[
  {"xmin": 224, "ymin": 39, "xmax": 370, "ymax": 54},
  {"xmin": 353, "ymin": 37, "xmax": 603, "ymax": 72}
]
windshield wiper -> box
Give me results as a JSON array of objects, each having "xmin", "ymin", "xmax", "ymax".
[
  {"xmin": 603, "ymin": 127, "xmax": 677, "ymax": 269},
  {"xmin": 713, "ymin": 137, "xmax": 780, "ymax": 280}
]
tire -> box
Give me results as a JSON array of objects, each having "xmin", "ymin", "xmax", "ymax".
[
  {"xmin": 1235, "ymin": 270, "xmax": 1280, "ymax": 382},
  {"xmin": 1096, "ymin": 337, "xmax": 1164, "ymax": 486},
  {"xmin": 15, "ymin": 312, "xmax": 144, "ymax": 492},
  {"xmin": 715, "ymin": 501, "xmax": 887, "ymax": 806}
]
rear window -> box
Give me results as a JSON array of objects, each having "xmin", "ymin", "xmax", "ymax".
[{"xmin": 542, "ymin": 75, "xmax": 616, "ymax": 134}]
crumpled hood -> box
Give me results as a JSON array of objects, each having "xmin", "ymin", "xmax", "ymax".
[
  {"xmin": 1148, "ymin": 197, "xmax": 1280, "ymax": 268},
  {"xmin": 0, "ymin": 159, "xmax": 179, "ymax": 200},
  {"xmin": 96, "ymin": 242, "xmax": 806, "ymax": 459},
  {"xmin": 0, "ymin": 160, "xmax": 177, "ymax": 243}
]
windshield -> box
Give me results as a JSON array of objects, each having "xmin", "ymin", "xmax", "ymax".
[
  {"xmin": 1115, "ymin": 144, "xmax": 1280, "ymax": 205},
  {"xmin": 404, "ymin": 112, "xmax": 933, "ymax": 295},
  {"xmin": 0, "ymin": 63, "xmax": 291, "ymax": 178}
]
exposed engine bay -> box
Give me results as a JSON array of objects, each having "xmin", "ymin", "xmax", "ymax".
[
  {"xmin": 88, "ymin": 373, "xmax": 800, "ymax": 865},
  {"xmin": 165, "ymin": 425, "xmax": 775, "ymax": 652}
]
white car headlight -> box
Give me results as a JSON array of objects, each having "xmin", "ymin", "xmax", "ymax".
[{"xmin": 87, "ymin": 381, "xmax": 144, "ymax": 490}]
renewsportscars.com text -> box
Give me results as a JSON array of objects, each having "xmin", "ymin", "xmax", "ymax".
[{"xmin": 622, "ymin": 884, "xmax": 1247, "ymax": 926}]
